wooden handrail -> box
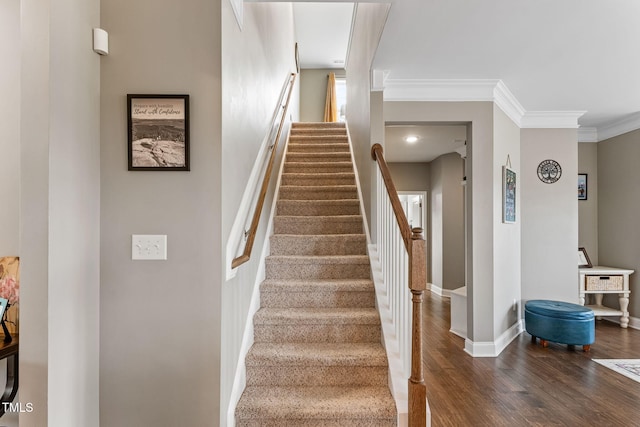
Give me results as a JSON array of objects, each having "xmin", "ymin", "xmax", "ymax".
[
  {"xmin": 372, "ymin": 142, "xmax": 427, "ymax": 427},
  {"xmin": 371, "ymin": 143, "xmax": 411, "ymax": 251},
  {"xmin": 232, "ymin": 73, "xmax": 297, "ymax": 269}
]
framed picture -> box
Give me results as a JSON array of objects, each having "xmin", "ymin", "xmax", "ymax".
[
  {"xmin": 502, "ymin": 166, "xmax": 516, "ymax": 223},
  {"xmin": 578, "ymin": 247, "xmax": 592, "ymax": 268},
  {"xmin": 127, "ymin": 94, "xmax": 190, "ymax": 171},
  {"xmin": 578, "ymin": 173, "xmax": 587, "ymax": 200}
]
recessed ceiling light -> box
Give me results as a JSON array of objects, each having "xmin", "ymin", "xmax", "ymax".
[{"xmin": 404, "ymin": 135, "xmax": 419, "ymax": 144}]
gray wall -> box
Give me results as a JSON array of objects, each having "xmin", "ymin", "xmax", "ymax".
[
  {"xmin": 578, "ymin": 143, "xmax": 598, "ymax": 265},
  {"xmin": 100, "ymin": 0, "xmax": 221, "ymax": 425},
  {"xmin": 0, "ymin": 0, "xmax": 20, "ymax": 256},
  {"xmin": 521, "ymin": 128, "xmax": 578, "ymax": 305},
  {"xmin": 300, "ymin": 68, "xmax": 344, "ymax": 122},
  {"xmin": 20, "ymin": 0, "xmax": 101, "ymax": 424},
  {"xmin": 598, "ymin": 128, "xmax": 640, "ymax": 318},
  {"xmin": 430, "ymin": 153, "xmax": 465, "ymax": 292},
  {"xmin": 388, "ymin": 162, "xmax": 431, "ymax": 283},
  {"xmin": 220, "ymin": 3, "xmax": 297, "ymax": 425},
  {"xmin": 384, "ymin": 101, "xmax": 499, "ymax": 344}
]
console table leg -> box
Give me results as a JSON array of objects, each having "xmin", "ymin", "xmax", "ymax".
[
  {"xmin": 0, "ymin": 352, "xmax": 19, "ymax": 417},
  {"xmin": 619, "ymin": 294, "xmax": 630, "ymax": 328}
]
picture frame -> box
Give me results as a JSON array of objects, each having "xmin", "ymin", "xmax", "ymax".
[
  {"xmin": 578, "ymin": 173, "xmax": 588, "ymax": 200},
  {"xmin": 127, "ymin": 94, "xmax": 190, "ymax": 171},
  {"xmin": 578, "ymin": 247, "xmax": 592, "ymax": 268},
  {"xmin": 502, "ymin": 166, "xmax": 516, "ymax": 223}
]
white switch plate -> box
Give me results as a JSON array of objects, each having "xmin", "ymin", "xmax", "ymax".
[{"xmin": 132, "ymin": 235, "xmax": 167, "ymax": 260}]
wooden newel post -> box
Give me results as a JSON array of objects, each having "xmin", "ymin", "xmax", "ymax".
[{"xmin": 408, "ymin": 227, "xmax": 427, "ymax": 427}]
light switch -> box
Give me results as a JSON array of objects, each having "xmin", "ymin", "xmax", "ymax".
[{"xmin": 132, "ymin": 235, "xmax": 167, "ymax": 260}]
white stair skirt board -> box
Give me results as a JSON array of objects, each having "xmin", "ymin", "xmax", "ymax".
[{"xmin": 464, "ymin": 320, "xmax": 523, "ymax": 357}]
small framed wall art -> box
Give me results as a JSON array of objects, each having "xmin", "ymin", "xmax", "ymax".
[
  {"xmin": 502, "ymin": 166, "xmax": 516, "ymax": 223},
  {"xmin": 578, "ymin": 247, "xmax": 592, "ymax": 268},
  {"xmin": 578, "ymin": 173, "xmax": 588, "ymax": 200},
  {"xmin": 127, "ymin": 94, "xmax": 190, "ymax": 171}
]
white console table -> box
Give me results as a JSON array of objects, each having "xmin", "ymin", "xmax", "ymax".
[{"xmin": 579, "ymin": 266, "xmax": 634, "ymax": 328}]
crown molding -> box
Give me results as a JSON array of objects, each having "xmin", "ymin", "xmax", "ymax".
[
  {"xmin": 521, "ymin": 111, "xmax": 585, "ymax": 129},
  {"xmin": 383, "ymin": 79, "xmax": 585, "ymax": 129},
  {"xmin": 577, "ymin": 127, "xmax": 598, "ymax": 143},
  {"xmin": 596, "ymin": 112, "xmax": 640, "ymax": 142}
]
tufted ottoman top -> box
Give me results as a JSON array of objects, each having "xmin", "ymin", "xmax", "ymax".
[{"xmin": 525, "ymin": 300, "xmax": 594, "ymax": 320}]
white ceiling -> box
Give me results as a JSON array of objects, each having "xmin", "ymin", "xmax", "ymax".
[
  {"xmin": 384, "ymin": 125, "xmax": 467, "ymax": 163},
  {"xmin": 291, "ymin": 1, "xmax": 640, "ymax": 156},
  {"xmin": 373, "ymin": 0, "xmax": 640, "ymax": 131},
  {"xmin": 293, "ymin": 3, "xmax": 354, "ymax": 69}
]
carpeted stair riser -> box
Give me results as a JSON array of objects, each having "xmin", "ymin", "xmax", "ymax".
[
  {"xmin": 284, "ymin": 161, "xmax": 353, "ymax": 173},
  {"xmin": 270, "ymin": 234, "xmax": 366, "ymax": 256},
  {"xmin": 290, "ymin": 127, "xmax": 347, "ymax": 135},
  {"xmin": 281, "ymin": 172, "xmax": 355, "ymax": 186},
  {"xmin": 261, "ymin": 279, "xmax": 374, "ymax": 308},
  {"xmin": 253, "ymin": 307, "xmax": 381, "ymax": 343},
  {"xmin": 265, "ymin": 256, "xmax": 370, "ymax": 280},
  {"xmin": 236, "ymin": 386, "xmax": 396, "ymax": 427},
  {"xmin": 292, "ymin": 122, "xmax": 345, "ymax": 129},
  {"xmin": 279, "ymin": 186, "xmax": 357, "ymax": 200},
  {"xmin": 245, "ymin": 342, "xmax": 388, "ymax": 386},
  {"xmin": 273, "ymin": 216, "xmax": 363, "ymax": 235},
  {"xmin": 286, "ymin": 152, "xmax": 351, "ymax": 163},
  {"xmin": 287, "ymin": 140, "xmax": 349, "ymax": 150},
  {"xmin": 277, "ymin": 200, "xmax": 360, "ymax": 216}
]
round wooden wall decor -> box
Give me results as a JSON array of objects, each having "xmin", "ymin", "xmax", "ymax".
[{"xmin": 537, "ymin": 159, "xmax": 562, "ymax": 183}]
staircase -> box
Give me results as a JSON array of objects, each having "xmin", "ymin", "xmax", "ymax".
[{"xmin": 235, "ymin": 122, "xmax": 397, "ymax": 426}]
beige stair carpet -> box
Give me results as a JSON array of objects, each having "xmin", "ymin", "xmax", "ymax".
[{"xmin": 236, "ymin": 122, "xmax": 397, "ymax": 426}]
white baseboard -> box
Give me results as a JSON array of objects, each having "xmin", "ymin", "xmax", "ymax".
[
  {"xmin": 600, "ymin": 315, "xmax": 640, "ymax": 330},
  {"xmin": 429, "ymin": 284, "xmax": 452, "ymax": 298},
  {"xmin": 464, "ymin": 320, "xmax": 523, "ymax": 357}
]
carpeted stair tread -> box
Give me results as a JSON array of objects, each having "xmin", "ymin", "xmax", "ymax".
[
  {"xmin": 266, "ymin": 254, "xmax": 370, "ymax": 265},
  {"xmin": 246, "ymin": 342, "xmax": 387, "ymax": 366},
  {"xmin": 292, "ymin": 122, "xmax": 345, "ymax": 128},
  {"xmin": 236, "ymin": 386, "xmax": 396, "ymax": 422},
  {"xmin": 270, "ymin": 234, "xmax": 367, "ymax": 255},
  {"xmin": 286, "ymin": 152, "xmax": 351, "ymax": 163},
  {"xmin": 261, "ymin": 278, "xmax": 374, "ymax": 292},
  {"xmin": 277, "ymin": 199, "xmax": 360, "ymax": 216},
  {"xmin": 274, "ymin": 215, "xmax": 363, "ymax": 235},
  {"xmin": 254, "ymin": 307, "xmax": 380, "ymax": 325},
  {"xmin": 282, "ymin": 172, "xmax": 355, "ymax": 186},
  {"xmin": 279, "ymin": 185, "xmax": 357, "ymax": 200},
  {"xmin": 284, "ymin": 161, "xmax": 353, "ymax": 173},
  {"xmin": 287, "ymin": 143, "xmax": 349, "ymax": 152}
]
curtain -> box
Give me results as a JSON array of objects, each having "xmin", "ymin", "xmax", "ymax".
[{"xmin": 323, "ymin": 72, "xmax": 338, "ymax": 122}]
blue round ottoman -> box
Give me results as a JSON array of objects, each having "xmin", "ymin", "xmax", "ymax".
[{"xmin": 525, "ymin": 300, "xmax": 595, "ymax": 352}]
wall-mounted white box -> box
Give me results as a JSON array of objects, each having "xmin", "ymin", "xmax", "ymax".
[{"xmin": 132, "ymin": 235, "xmax": 167, "ymax": 260}]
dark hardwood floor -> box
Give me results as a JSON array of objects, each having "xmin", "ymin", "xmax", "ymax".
[{"xmin": 422, "ymin": 293, "xmax": 640, "ymax": 426}]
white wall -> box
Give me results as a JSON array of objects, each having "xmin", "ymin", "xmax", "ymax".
[
  {"xmin": 578, "ymin": 143, "xmax": 598, "ymax": 265},
  {"xmin": 100, "ymin": 0, "xmax": 221, "ymax": 425},
  {"xmin": 20, "ymin": 0, "xmax": 101, "ymax": 424},
  {"xmin": 0, "ymin": 0, "xmax": 20, "ymax": 256},
  {"xmin": 220, "ymin": 3, "xmax": 297, "ymax": 425},
  {"xmin": 521, "ymin": 128, "xmax": 578, "ymax": 304},
  {"xmin": 346, "ymin": 3, "xmax": 391, "ymax": 239}
]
